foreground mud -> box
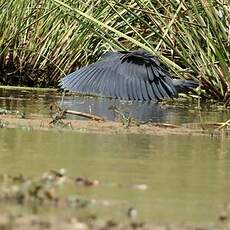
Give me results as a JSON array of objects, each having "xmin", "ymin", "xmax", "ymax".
[
  {"xmin": 0, "ymin": 214, "xmax": 230, "ymax": 230},
  {"xmin": 0, "ymin": 170, "xmax": 230, "ymax": 230}
]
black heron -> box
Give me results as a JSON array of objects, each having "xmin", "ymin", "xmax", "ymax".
[{"xmin": 59, "ymin": 50, "xmax": 198, "ymax": 101}]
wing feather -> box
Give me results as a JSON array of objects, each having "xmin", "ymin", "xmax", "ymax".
[
  {"xmin": 61, "ymin": 65, "xmax": 96, "ymax": 90},
  {"xmin": 152, "ymin": 66, "xmax": 160, "ymax": 78},
  {"xmin": 59, "ymin": 50, "xmax": 180, "ymax": 101},
  {"xmin": 130, "ymin": 78, "xmax": 138, "ymax": 100},
  {"xmin": 131, "ymin": 63, "xmax": 142, "ymax": 100},
  {"xmin": 134, "ymin": 77, "xmax": 143, "ymax": 100},
  {"xmin": 119, "ymin": 73, "xmax": 129, "ymax": 100},
  {"xmin": 72, "ymin": 66, "xmax": 101, "ymax": 92},
  {"xmin": 98, "ymin": 68, "xmax": 110, "ymax": 96},
  {"xmin": 146, "ymin": 81, "xmax": 157, "ymax": 101},
  {"xmin": 115, "ymin": 72, "xmax": 122, "ymax": 98},
  {"xmin": 151, "ymin": 81, "xmax": 163, "ymax": 100},
  {"xmin": 81, "ymin": 68, "xmax": 105, "ymax": 95},
  {"xmin": 157, "ymin": 79, "xmax": 171, "ymax": 98},
  {"xmin": 91, "ymin": 68, "xmax": 111, "ymax": 95},
  {"xmin": 140, "ymin": 80, "xmax": 149, "ymax": 100}
]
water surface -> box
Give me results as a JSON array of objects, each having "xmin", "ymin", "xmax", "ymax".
[
  {"xmin": 0, "ymin": 88, "xmax": 229, "ymax": 124},
  {"xmin": 0, "ymin": 128, "xmax": 230, "ymax": 223}
]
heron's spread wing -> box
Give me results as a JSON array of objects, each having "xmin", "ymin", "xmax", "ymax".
[{"xmin": 59, "ymin": 51, "xmax": 177, "ymax": 101}]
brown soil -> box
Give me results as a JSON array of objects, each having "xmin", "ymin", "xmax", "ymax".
[{"xmin": 0, "ymin": 114, "xmax": 210, "ymax": 136}]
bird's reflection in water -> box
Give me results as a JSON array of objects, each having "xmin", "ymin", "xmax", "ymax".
[{"xmin": 61, "ymin": 96, "xmax": 195, "ymax": 124}]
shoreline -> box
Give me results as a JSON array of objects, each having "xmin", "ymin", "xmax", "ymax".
[{"xmin": 0, "ymin": 114, "xmax": 219, "ymax": 136}]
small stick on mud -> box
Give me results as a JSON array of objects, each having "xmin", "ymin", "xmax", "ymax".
[
  {"xmin": 217, "ymin": 119, "xmax": 230, "ymax": 130},
  {"xmin": 65, "ymin": 110, "xmax": 105, "ymax": 121},
  {"xmin": 49, "ymin": 104, "xmax": 105, "ymax": 123},
  {"xmin": 153, "ymin": 123, "xmax": 180, "ymax": 128}
]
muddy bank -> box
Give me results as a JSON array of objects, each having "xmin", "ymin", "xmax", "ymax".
[{"xmin": 0, "ymin": 113, "xmax": 219, "ymax": 136}]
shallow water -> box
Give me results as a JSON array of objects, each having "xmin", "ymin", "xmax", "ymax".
[
  {"xmin": 0, "ymin": 88, "xmax": 57, "ymax": 115},
  {"xmin": 0, "ymin": 88, "xmax": 230, "ymax": 223},
  {"xmin": 1, "ymin": 128, "xmax": 230, "ymax": 223},
  {"xmin": 0, "ymin": 88, "xmax": 229, "ymax": 124}
]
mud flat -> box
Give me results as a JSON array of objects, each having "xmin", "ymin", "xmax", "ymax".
[{"xmin": 0, "ymin": 113, "xmax": 221, "ymax": 136}]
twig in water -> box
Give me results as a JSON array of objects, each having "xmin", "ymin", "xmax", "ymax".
[
  {"xmin": 217, "ymin": 119, "xmax": 230, "ymax": 130},
  {"xmin": 65, "ymin": 110, "xmax": 105, "ymax": 121}
]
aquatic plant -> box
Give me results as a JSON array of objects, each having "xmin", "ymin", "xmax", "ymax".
[
  {"xmin": 0, "ymin": 0, "xmax": 229, "ymax": 103},
  {"xmin": 0, "ymin": 0, "xmax": 106, "ymax": 86}
]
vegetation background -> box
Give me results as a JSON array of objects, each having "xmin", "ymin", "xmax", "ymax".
[{"xmin": 0, "ymin": 0, "xmax": 229, "ymax": 103}]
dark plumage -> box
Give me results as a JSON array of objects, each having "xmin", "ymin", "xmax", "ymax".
[{"xmin": 59, "ymin": 50, "xmax": 198, "ymax": 101}]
